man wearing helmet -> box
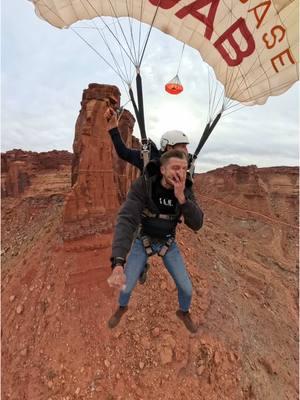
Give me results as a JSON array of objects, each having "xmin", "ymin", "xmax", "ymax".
[
  {"xmin": 105, "ymin": 107, "xmax": 191, "ymax": 171},
  {"xmin": 160, "ymin": 130, "xmax": 189, "ymax": 155},
  {"xmin": 105, "ymin": 107, "xmax": 192, "ymax": 285}
]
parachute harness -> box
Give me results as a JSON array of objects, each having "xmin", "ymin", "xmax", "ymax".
[
  {"xmin": 138, "ymin": 207, "xmax": 179, "ymax": 257},
  {"xmin": 140, "ymin": 234, "xmax": 175, "ymax": 258}
]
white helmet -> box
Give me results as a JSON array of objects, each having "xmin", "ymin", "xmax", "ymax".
[{"xmin": 160, "ymin": 130, "xmax": 189, "ymax": 152}]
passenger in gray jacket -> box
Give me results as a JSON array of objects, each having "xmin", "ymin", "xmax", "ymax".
[{"xmin": 107, "ymin": 149, "xmax": 204, "ymax": 332}]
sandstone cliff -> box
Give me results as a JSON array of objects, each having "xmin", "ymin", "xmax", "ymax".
[{"xmin": 64, "ymin": 83, "xmax": 139, "ymax": 240}]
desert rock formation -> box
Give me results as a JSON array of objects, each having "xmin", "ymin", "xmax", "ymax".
[
  {"xmin": 64, "ymin": 83, "xmax": 139, "ymax": 240},
  {"xmin": 1, "ymin": 85, "xmax": 298, "ymax": 400}
]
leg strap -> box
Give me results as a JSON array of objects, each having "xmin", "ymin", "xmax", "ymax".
[
  {"xmin": 158, "ymin": 237, "xmax": 174, "ymax": 257},
  {"xmin": 141, "ymin": 236, "xmax": 155, "ymax": 256}
]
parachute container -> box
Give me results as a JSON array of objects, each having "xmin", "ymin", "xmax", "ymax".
[{"xmin": 165, "ymin": 75, "xmax": 183, "ymax": 95}]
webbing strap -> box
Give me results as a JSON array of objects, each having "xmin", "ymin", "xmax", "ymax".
[
  {"xmin": 140, "ymin": 235, "xmax": 174, "ymax": 258},
  {"xmin": 158, "ymin": 236, "xmax": 174, "ymax": 257},
  {"xmin": 142, "ymin": 208, "xmax": 178, "ymax": 221},
  {"xmin": 136, "ymin": 72, "xmax": 147, "ymax": 143},
  {"xmin": 129, "ymin": 74, "xmax": 150, "ymax": 168},
  {"xmin": 141, "ymin": 236, "xmax": 155, "ymax": 256}
]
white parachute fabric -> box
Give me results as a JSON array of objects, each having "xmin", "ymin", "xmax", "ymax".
[{"xmin": 28, "ymin": 0, "xmax": 299, "ymax": 104}]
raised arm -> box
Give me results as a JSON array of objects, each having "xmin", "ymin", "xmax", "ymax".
[
  {"xmin": 105, "ymin": 107, "xmax": 143, "ymax": 171},
  {"xmin": 109, "ymin": 127, "xmax": 143, "ymax": 171}
]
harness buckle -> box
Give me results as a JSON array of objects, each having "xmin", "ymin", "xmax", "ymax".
[
  {"xmin": 141, "ymin": 236, "xmax": 154, "ymax": 257},
  {"xmin": 158, "ymin": 236, "xmax": 174, "ymax": 257}
]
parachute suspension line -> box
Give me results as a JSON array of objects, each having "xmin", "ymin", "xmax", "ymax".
[
  {"xmin": 176, "ymin": 43, "xmax": 185, "ymax": 76},
  {"xmin": 78, "ymin": 0, "xmax": 132, "ymax": 84},
  {"xmin": 223, "ymin": 80, "xmax": 294, "ymax": 114},
  {"xmin": 137, "ymin": 0, "xmax": 146, "ymax": 62},
  {"xmin": 221, "ymin": 77, "xmax": 294, "ymax": 118},
  {"xmin": 205, "ymin": 54, "xmax": 225, "ymax": 122},
  {"xmin": 104, "ymin": 0, "xmax": 139, "ymax": 66},
  {"xmin": 71, "ymin": 28, "xmax": 128, "ymax": 84},
  {"xmin": 222, "ymin": 104, "xmax": 248, "ymax": 117},
  {"xmin": 43, "ymin": 0, "xmax": 135, "ymax": 87},
  {"xmin": 211, "ymin": 82, "xmax": 225, "ymax": 121},
  {"xmin": 207, "ymin": 67, "xmax": 214, "ymax": 120},
  {"xmin": 207, "ymin": 66, "xmax": 221, "ymax": 122},
  {"xmin": 121, "ymin": 98, "xmax": 132, "ymax": 110},
  {"xmin": 117, "ymin": 98, "xmax": 132, "ymax": 121},
  {"xmin": 224, "ymin": 55, "xmax": 285, "ymax": 111},
  {"xmin": 207, "ymin": 66, "xmax": 213, "ymax": 124},
  {"xmin": 207, "ymin": 69, "xmax": 213, "ymax": 121},
  {"xmin": 123, "ymin": 0, "xmax": 162, "ymax": 162},
  {"xmin": 209, "ymin": 68, "xmax": 223, "ymax": 121},
  {"xmin": 110, "ymin": 18, "xmax": 134, "ymax": 84},
  {"xmin": 83, "ymin": 0, "xmax": 136, "ymax": 66},
  {"xmin": 76, "ymin": 22, "xmax": 132, "ymax": 97},
  {"xmin": 138, "ymin": 0, "xmax": 162, "ymax": 67},
  {"xmin": 38, "ymin": 1, "xmax": 133, "ymax": 88},
  {"xmin": 125, "ymin": 0, "xmax": 152, "ymax": 150},
  {"xmin": 124, "ymin": 0, "xmax": 139, "ymax": 65}
]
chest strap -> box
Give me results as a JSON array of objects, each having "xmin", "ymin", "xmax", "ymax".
[{"xmin": 142, "ymin": 208, "xmax": 178, "ymax": 221}]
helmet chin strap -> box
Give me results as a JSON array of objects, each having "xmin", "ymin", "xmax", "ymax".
[{"xmin": 161, "ymin": 138, "xmax": 169, "ymax": 152}]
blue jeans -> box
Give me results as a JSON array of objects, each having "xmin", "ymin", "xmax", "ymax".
[{"xmin": 119, "ymin": 239, "xmax": 192, "ymax": 311}]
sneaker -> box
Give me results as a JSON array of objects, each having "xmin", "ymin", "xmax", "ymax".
[
  {"xmin": 108, "ymin": 306, "xmax": 128, "ymax": 329},
  {"xmin": 176, "ymin": 310, "xmax": 198, "ymax": 333},
  {"xmin": 139, "ymin": 263, "xmax": 150, "ymax": 285}
]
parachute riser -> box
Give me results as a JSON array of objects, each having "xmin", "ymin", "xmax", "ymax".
[
  {"xmin": 189, "ymin": 112, "xmax": 222, "ymax": 176},
  {"xmin": 129, "ymin": 72, "xmax": 149, "ymax": 168},
  {"xmin": 136, "ymin": 72, "xmax": 147, "ymax": 142},
  {"xmin": 141, "ymin": 143, "xmax": 150, "ymax": 168}
]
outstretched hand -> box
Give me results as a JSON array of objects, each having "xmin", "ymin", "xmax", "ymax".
[
  {"xmin": 104, "ymin": 107, "xmax": 118, "ymax": 130},
  {"xmin": 107, "ymin": 266, "xmax": 126, "ymax": 290}
]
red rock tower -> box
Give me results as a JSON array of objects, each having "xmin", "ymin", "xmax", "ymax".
[{"xmin": 63, "ymin": 83, "xmax": 139, "ymax": 240}]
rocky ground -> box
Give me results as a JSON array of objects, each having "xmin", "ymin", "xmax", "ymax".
[{"xmin": 1, "ymin": 158, "xmax": 299, "ymax": 400}]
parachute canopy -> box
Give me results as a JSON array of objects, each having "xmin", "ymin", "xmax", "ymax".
[{"xmin": 28, "ymin": 0, "xmax": 299, "ymax": 105}]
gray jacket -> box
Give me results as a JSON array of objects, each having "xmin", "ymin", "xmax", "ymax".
[{"xmin": 111, "ymin": 162, "xmax": 204, "ymax": 260}]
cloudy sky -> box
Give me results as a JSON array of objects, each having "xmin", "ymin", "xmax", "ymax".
[{"xmin": 2, "ymin": 1, "xmax": 299, "ymax": 172}]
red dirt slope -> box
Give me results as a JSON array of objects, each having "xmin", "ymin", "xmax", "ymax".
[{"xmin": 2, "ymin": 160, "xmax": 298, "ymax": 400}]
